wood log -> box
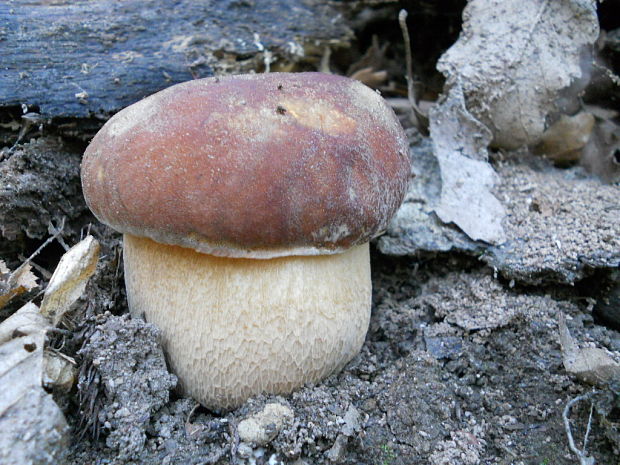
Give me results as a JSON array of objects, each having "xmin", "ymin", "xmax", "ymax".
[{"xmin": 0, "ymin": 0, "xmax": 351, "ymax": 118}]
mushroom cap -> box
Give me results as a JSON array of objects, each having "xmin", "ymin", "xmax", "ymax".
[{"xmin": 81, "ymin": 72, "xmax": 410, "ymax": 258}]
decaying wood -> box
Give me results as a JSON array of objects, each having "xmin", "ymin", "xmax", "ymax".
[{"xmin": 0, "ymin": 0, "xmax": 352, "ymax": 118}]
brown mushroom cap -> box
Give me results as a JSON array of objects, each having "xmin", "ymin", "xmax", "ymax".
[{"xmin": 81, "ymin": 72, "xmax": 410, "ymax": 258}]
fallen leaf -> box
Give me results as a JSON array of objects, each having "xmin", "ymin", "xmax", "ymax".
[
  {"xmin": 429, "ymin": 84, "xmax": 506, "ymax": 244},
  {"xmin": 40, "ymin": 235, "xmax": 100, "ymax": 325},
  {"xmin": 0, "ymin": 260, "xmax": 38, "ymax": 309},
  {"xmin": 533, "ymin": 112, "xmax": 595, "ymax": 163},
  {"xmin": 0, "ymin": 235, "xmax": 101, "ymax": 463},
  {"xmin": 43, "ymin": 351, "xmax": 77, "ymax": 393},
  {"xmin": 349, "ymin": 67, "xmax": 388, "ymax": 88},
  {"xmin": 0, "ymin": 302, "xmax": 48, "ymax": 345},
  {"xmin": 0, "ymin": 330, "xmax": 69, "ymax": 465},
  {"xmin": 437, "ymin": 0, "xmax": 599, "ymax": 149}
]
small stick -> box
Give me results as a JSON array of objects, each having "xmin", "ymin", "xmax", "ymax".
[
  {"xmin": 319, "ymin": 46, "xmax": 332, "ymax": 74},
  {"xmin": 49, "ymin": 220, "xmax": 70, "ymax": 251},
  {"xmin": 186, "ymin": 402, "xmax": 201, "ymax": 426},
  {"xmin": 582, "ymin": 399, "xmax": 594, "ymax": 456},
  {"xmin": 563, "ymin": 390, "xmax": 596, "ymax": 465},
  {"xmin": 398, "ymin": 10, "xmax": 429, "ymax": 131},
  {"xmin": 398, "ymin": 10, "xmax": 415, "ymax": 112},
  {"xmin": 13, "ymin": 218, "xmax": 65, "ymax": 281}
]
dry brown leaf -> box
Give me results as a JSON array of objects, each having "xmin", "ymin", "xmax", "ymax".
[
  {"xmin": 429, "ymin": 85, "xmax": 506, "ymax": 244},
  {"xmin": 40, "ymin": 235, "xmax": 100, "ymax": 325},
  {"xmin": 43, "ymin": 351, "xmax": 76, "ymax": 393},
  {"xmin": 347, "ymin": 35, "xmax": 387, "ymax": 76},
  {"xmin": 0, "ymin": 330, "xmax": 69, "ymax": 464},
  {"xmin": 0, "ymin": 260, "xmax": 38, "ymax": 309},
  {"xmin": 533, "ymin": 112, "xmax": 595, "ymax": 163},
  {"xmin": 438, "ymin": 0, "xmax": 599, "ymax": 149},
  {"xmin": 0, "ymin": 235, "xmax": 101, "ymax": 463},
  {"xmin": 0, "ymin": 302, "xmax": 48, "ymax": 345},
  {"xmin": 349, "ymin": 67, "xmax": 388, "ymax": 88}
]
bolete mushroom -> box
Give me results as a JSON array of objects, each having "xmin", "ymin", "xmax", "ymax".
[{"xmin": 81, "ymin": 72, "xmax": 410, "ymax": 410}]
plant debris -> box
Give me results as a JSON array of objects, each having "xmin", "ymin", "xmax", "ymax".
[
  {"xmin": 429, "ymin": 85, "xmax": 506, "ymax": 244},
  {"xmin": 0, "ymin": 260, "xmax": 38, "ymax": 309},
  {"xmin": 380, "ymin": 140, "xmax": 620, "ymax": 285},
  {"xmin": 437, "ymin": 0, "xmax": 599, "ymax": 149},
  {"xmin": 0, "ymin": 236, "xmax": 100, "ymax": 465}
]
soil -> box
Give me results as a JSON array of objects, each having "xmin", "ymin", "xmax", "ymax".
[
  {"xmin": 1, "ymin": 2, "xmax": 619, "ymax": 465},
  {"xmin": 58, "ymin": 243, "xmax": 619, "ymax": 465}
]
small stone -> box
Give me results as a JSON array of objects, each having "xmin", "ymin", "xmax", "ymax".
[
  {"xmin": 325, "ymin": 434, "xmax": 348, "ymax": 462},
  {"xmin": 424, "ymin": 336, "xmax": 463, "ymax": 360},
  {"xmin": 237, "ymin": 403, "xmax": 294, "ymax": 446},
  {"xmin": 236, "ymin": 442, "xmax": 253, "ymax": 458},
  {"xmin": 341, "ymin": 405, "xmax": 361, "ymax": 437}
]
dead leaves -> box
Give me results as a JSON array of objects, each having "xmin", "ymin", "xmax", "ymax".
[
  {"xmin": 0, "ymin": 260, "xmax": 38, "ymax": 309},
  {"xmin": 438, "ymin": 0, "xmax": 599, "ymax": 149},
  {"xmin": 534, "ymin": 113, "xmax": 596, "ymax": 164},
  {"xmin": 0, "ymin": 236, "xmax": 100, "ymax": 465},
  {"xmin": 40, "ymin": 235, "xmax": 100, "ymax": 325},
  {"xmin": 422, "ymin": 0, "xmax": 602, "ymax": 245},
  {"xmin": 429, "ymin": 85, "xmax": 506, "ymax": 244},
  {"xmin": 347, "ymin": 36, "xmax": 389, "ymax": 89}
]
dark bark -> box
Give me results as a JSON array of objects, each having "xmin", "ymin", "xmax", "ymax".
[{"xmin": 0, "ymin": 0, "xmax": 351, "ymax": 118}]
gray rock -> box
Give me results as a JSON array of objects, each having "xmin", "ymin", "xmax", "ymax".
[
  {"xmin": 325, "ymin": 434, "xmax": 348, "ymax": 462},
  {"xmin": 341, "ymin": 405, "xmax": 361, "ymax": 437},
  {"xmin": 483, "ymin": 157, "xmax": 620, "ymax": 284},
  {"xmin": 424, "ymin": 336, "xmax": 463, "ymax": 360}
]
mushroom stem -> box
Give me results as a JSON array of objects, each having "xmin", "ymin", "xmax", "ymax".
[{"xmin": 123, "ymin": 234, "xmax": 371, "ymax": 410}]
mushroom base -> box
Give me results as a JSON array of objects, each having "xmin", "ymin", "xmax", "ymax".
[{"xmin": 123, "ymin": 234, "xmax": 371, "ymax": 410}]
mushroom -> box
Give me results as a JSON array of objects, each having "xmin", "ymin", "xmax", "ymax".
[{"xmin": 81, "ymin": 72, "xmax": 410, "ymax": 410}]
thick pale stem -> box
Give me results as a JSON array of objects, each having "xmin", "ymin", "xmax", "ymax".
[{"xmin": 123, "ymin": 234, "xmax": 371, "ymax": 410}]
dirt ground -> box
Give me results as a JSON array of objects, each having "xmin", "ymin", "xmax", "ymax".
[
  {"xmin": 1, "ymin": 1, "xmax": 619, "ymax": 465},
  {"xmin": 60, "ymin": 232, "xmax": 619, "ymax": 465},
  {"xmin": 5, "ymin": 138, "xmax": 616, "ymax": 465}
]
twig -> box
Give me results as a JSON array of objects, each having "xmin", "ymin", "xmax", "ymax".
[
  {"xmin": 80, "ymin": 223, "xmax": 93, "ymax": 241},
  {"xmin": 563, "ymin": 390, "xmax": 596, "ymax": 465},
  {"xmin": 6, "ymin": 112, "xmax": 45, "ymax": 154},
  {"xmin": 398, "ymin": 10, "xmax": 415, "ymax": 111},
  {"xmin": 398, "ymin": 10, "xmax": 429, "ymax": 132},
  {"xmin": 186, "ymin": 402, "xmax": 201, "ymax": 426},
  {"xmin": 49, "ymin": 220, "xmax": 70, "ymax": 251},
  {"xmin": 582, "ymin": 399, "xmax": 594, "ymax": 455},
  {"xmin": 12, "ymin": 218, "xmax": 65, "ymax": 282},
  {"xmin": 17, "ymin": 254, "xmax": 52, "ymax": 280},
  {"xmin": 319, "ymin": 46, "xmax": 332, "ymax": 74}
]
